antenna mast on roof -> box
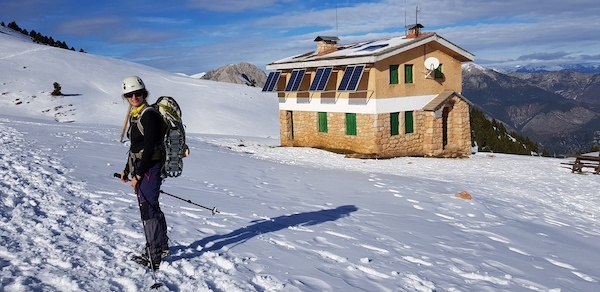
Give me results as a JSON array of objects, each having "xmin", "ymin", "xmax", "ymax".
[
  {"xmin": 336, "ymin": 4, "xmax": 339, "ymax": 37},
  {"xmin": 415, "ymin": 6, "xmax": 421, "ymax": 28},
  {"xmin": 404, "ymin": 0, "xmax": 407, "ymax": 35}
]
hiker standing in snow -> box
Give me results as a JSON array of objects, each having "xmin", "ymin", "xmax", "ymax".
[{"xmin": 119, "ymin": 76, "xmax": 169, "ymax": 270}]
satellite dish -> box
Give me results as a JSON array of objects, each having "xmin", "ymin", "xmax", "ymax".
[{"xmin": 424, "ymin": 57, "xmax": 440, "ymax": 71}]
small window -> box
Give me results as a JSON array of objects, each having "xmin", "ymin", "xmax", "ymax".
[
  {"xmin": 434, "ymin": 64, "xmax": 443, "ymax": 79},
  {"xmin": 318, "ymin": 112, "xmax": 328, "ymax": 133},
  {"xmin": 390, "ymin": 112, "xmax": 399, "ymax": 136},
  {"xmin": 404, "ymin": 64, "xmax": 413, "ymax": 84},
  {"xmin": 405, "ymin": 111, "xmax": 414, "ymax": 134},
  {"xmin": 389, "ymin": 65, "xmax": 399, "ymax": 84},
  {"xmin": 346, "ymin": 113, "xmax": 357, "ymax": 136}
]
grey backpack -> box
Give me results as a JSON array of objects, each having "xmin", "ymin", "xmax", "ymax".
[{"xmin": 136, "ymin": 96, "xmax": 189, "ymax": 178}]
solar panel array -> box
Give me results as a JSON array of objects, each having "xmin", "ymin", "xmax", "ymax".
[
  {"xmin": 284, "ymin": 69, "xmax": 306, "ymax": 92},
  {"xmin": 265, "ymin": 65, "xmax": 364, "ymax": 92},
  {"xmin": 309, "ymin": 67, "xmax": 333, "ymax": 91},
  {"xmin": 262, "ymin": 71, "xmax": 281, "ymax": 92},
  {"xmin": 338, "ymin": 65, "xmax": 365, "ymax": 91}
]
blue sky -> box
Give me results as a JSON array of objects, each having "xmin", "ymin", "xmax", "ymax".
[{"xmin": 2, "ymin": 0, "xmax": 599, "ymax": 74}]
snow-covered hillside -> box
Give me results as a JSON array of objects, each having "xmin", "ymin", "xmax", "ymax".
[
  {"xmin": 0, "ymin": 26, "xmax": 279, "ymax": 137},
  {"xmin": 1, "ymin": 26, "xmax": 599, "ymax": 291}
]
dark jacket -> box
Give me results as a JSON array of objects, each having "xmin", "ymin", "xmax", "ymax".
[{"xmin": 125, "ymin": 105, "xmax": 165, "ymax": 177}]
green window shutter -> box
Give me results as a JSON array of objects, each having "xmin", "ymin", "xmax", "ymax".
[
  {"xmin": 434, "ymin": 64, "xmax": 443, "ymax": 78},
  {"xmin": 318, "ymin": 112, "xmax": 328, "ymax": 133},
  {"xmin": 389, "ymin": 65, "xmax": 399, "ymax": 84},
  {"xmin": 346, "ymin": 113, "xmax": 357, "ymax": 136},
  {"xmin": 390, "ymin": 112, "xmax": 399, "ymax": 136},
  {"xmin": 404, "ymin": 64, "xmax": 413, "ymax": 84},
  {"xmin": 405, "ymin": 111, "xmax": 414, "ymax": 134}
]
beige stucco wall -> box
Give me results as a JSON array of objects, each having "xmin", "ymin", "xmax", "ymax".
[{"xmin": 371, "ymin": 46, "xmax": 464, "ymax": 98}]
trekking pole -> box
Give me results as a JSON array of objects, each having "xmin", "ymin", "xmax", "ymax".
[
  {"xmin": 160, "ymin": 190, "xmax": 220, "ymax": 215},
  {"xmin": 113, "ymin": 173, "xmax": 219, "ymax": 215}
]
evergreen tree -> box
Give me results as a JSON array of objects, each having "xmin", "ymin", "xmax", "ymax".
[
  {"xmin": 3, "ymin": 20, "xmax": 87, "ymax": 53},
  {"xmin": 7, "ymin": 21, "xmax": 21, "ymax": 32},
  {"xmin": 470, "ymin": 107, "xmax": 539, "ymax": 155}
]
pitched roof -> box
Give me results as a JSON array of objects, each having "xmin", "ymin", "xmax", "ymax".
[
  {"xmin": 266, "ymin": 33, "xmax": 474, "ymax": 70},
  {"xmin": 423, "ymin": 90, "xmax": 473, "ymax": 111}
]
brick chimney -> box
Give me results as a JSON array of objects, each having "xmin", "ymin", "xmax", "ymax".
[
  {"xmin": 314, "ymin": 36, "xmax": 339, "ymax": 56},
  {"xmin": 406, "ymin": 23, "xmax": 424, "ymax": 38}
]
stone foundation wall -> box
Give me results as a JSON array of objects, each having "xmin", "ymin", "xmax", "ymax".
[
  {"xmin": 376, "ymin": 112, "xmax": 427, "ymax": 156},
  {"xmin": 279, "ymin": 97, "xmax": 471, "ymax": 157},
  {"xmin": 280, "ymin": 111, "xmax": 378, "ymax": 153}
]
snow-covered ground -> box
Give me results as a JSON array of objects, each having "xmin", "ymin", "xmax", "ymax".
[{"xmin": 1, "ymin": 26, "xmax": 599, "ymax": 291}]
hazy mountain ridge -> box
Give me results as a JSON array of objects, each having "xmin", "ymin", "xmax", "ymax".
[
  {"xmin": 462, "ymin": 63, "xmax": 600, "ymax": 154},
  {"xmin": 511, "ymin": 70, "xmax": 600, "ymax": 104},
  {"xmin": 512, "ymin": 63, "xmax": 600, "ymax": 74}
]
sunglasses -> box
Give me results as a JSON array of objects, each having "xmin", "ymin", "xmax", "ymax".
[{"xmin": 124, "ymin": 90, "xmax": 145, "ymax": 98}]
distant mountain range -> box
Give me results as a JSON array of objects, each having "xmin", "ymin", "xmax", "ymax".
[
  {"xmin": 510, "ymin": 63, "xmax": 600, "ymax": 74},
  {"xmin": 200, "ymin": 61, "xmax": 599, "ymax": 155},
  {"xmin": 462, "ymin": 63, "xmax": 600, "ymax": 155}
]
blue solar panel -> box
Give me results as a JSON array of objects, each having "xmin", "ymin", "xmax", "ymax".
[
  {"xmin": 262, "ymin": 71, "xmax": 280, "ymax": 92},
  {"xmin": 346, "ymin": 65, "xmax": 364, "ymax": 91},
  {"xmin": 337, "ymin": 67, "xmax": 354, "ymax": 91},
  {"xmin": 360, "ymin": 44, "xmax": 388, "ymax": 51},
  {"xmin": 338, "ymin": 65, "xmax": 364, "ymax": 91},
  {"xmin": 285, "ymin": 69, "xmax": 306, "ymax": 92},
  {"xmin": 309, "ymin": 67, "xmax": 333, "ymax": 91},
  {"xmin": 317, "ymin": 67, "xmax": 332, "ymax": 91},
  {"xmin": 309, "ymin": 68, "xmax": 324, "ymax": 91},
  {"xmin": 284, "ymin": 70, "xmax": 298, "ymax": 91}
]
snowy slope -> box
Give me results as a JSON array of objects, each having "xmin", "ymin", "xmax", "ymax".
[
  {"xmin": 0, "ymin": 26, "xmax": 279, "ymax": 137},
  {"xmin": 1, "ymin": 27, "xmax": 599, "ymax": 291}
]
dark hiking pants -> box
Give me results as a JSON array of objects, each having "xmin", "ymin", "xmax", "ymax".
[{"xmin": 137, "ymin": 162, "xmax": 168, "ymax": 265}]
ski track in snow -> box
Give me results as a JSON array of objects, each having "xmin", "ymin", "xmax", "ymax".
[
  {"xmin": 0, "ymin": 118, "xmax": 599, "ymax": 291},
  {"xmin": 0, "ymin": 120, "xmax": 249, "ymax": 291}
]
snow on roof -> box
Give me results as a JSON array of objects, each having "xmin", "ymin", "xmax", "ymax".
[{"xmin": 267, "ymin": 33, "xmax": 474, "ymax": 70}]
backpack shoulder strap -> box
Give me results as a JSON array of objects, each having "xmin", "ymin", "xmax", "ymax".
[{"xmin": 135, "ymin": 105, "xmax": 159, "ymax": 136}]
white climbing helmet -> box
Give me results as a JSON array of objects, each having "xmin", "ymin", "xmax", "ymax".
[{"xmin": 122, "ymin": 76, "xmax": 146, "ymax": 94}]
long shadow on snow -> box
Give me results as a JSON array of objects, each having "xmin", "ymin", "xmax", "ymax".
[{"xmin": 167, "ymin": 205, "xmax": 358, "ymax": 261}]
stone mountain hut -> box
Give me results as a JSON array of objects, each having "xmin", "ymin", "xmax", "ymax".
[{"xmin": 263, "ymin": 24, "xmax": 475, "ymax": 158}]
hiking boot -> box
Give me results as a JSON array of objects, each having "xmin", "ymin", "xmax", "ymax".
[{"xmin": 132, "ymin": 254, "xmax": 161, "ymax": 270}]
